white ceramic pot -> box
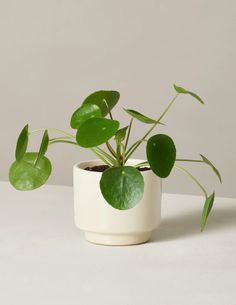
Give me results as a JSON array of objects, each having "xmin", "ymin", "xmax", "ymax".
[{"xmin": 73, "ymin": 159, "xmax": 162, "ymax": 246}]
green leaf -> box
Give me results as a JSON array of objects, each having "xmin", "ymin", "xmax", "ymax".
[
  {"xmin": 115, "ymin": 126, "xmax": 128, "ymax": 143},
  {"xmin": 9, "ymin": 152, "xmax": 52, "ymax": 190},
  {"xmin": 15, "ymin": 124, "xmax": 29, "ymax": 161},
  {"xmin": 70, "ymin": 103, "xmax": 102, "ymax": 129},
  {"xmin": 35, "ymin": 130, "xmax": 49, "ymax": 165},
  {"xmin": 146, "ymin": 134, "xmax": 176, "ymax": 178},
  {"xmin": 76, "ymin": 118, "xmax": 119, "ymax": 148},
  {"xmin": 124, "ymin": 109, "xmax": 157, "ymax": 124},
  {"xmin": 173, "ymin": 84, "xmax": 204, "ymax": 104},
  {"xmin": 83, "ymin": 90, "xmax": 120, "ymax": 117},
  {"xmin": 124, "ymin": 109, "xmax": 165, "ymax": 125},
  {"xmin": 100, "ymin": 166, "xmax": 144, "ymax": 210},
  {"xmin": 201, "ymin": 192, "xmax": 215, "ymax": 231},
  {"xmin": 200, "ymin": 154, "xmax": 222, "ymax": 183}
]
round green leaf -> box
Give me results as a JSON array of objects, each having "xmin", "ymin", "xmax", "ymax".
[
  {"xmin": 9, "ymin": 152, "xmax": 52, "ymax": 190},
  {"xmin": 100, "ymin": 166, "xmax": 144, "ymax": 210},
  {"xmin": 15, "ymin": 124, "xmax": 29, "ymax": 161},
  {"xmin": 70, "ymin": 104, "xmax": 102, "ymax": 129},
  {"xmin": 83, "ymin": 90, "xmax": 120, "ymax": 116},
  {"xmin": 76, "ymin": 118, "xmax": 119, "ymax": 148},
  {"xmin": 146, "ymin": 134, "xmax": 176, "ymax": 178}
]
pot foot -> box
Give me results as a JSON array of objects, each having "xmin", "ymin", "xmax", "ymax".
[{"xmin": 84, "ymin": 231, "xmax": 151, "ymax": 246}]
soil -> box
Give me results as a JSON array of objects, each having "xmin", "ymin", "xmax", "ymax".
[
  {"xmin": 84, "ymin": 165, "xmax": 150, "ymax": 172},
  {"xmin": 85, "ymin": 165, "xmax": 109, "ymax": 172}
]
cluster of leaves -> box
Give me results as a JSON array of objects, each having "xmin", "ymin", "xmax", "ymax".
[{"xmin": 9, "ymin": 85, "xmax": 222, "ymax": 230}]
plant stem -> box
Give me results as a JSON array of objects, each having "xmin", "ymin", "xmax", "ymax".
[
  {"xmin": 103, "ymin": 98, "xmax": 113, "ymax": 119},
  {"xmin": 174, "ymin": 164, "xmax": 208, "ymax": 198},
  {"xmin": 48, "ymin": 136, "xmax": 115, "ymax": 166},
  {"xmin": 134, "ymin": 161, "xmax": 149, "ymax": 168},
  {"xmin": 49, "ymin": 139, "xmax": 78, "ymax": 145},
  {"xmin": 90, "ymin": 148, "xmax": 114, "ymax": 167},
  {"xmin": 125, "ymin": 94, "xmax": 179, "ymax": 161},
  {"xmin": 176, "ymin": 159, "xmax": 204, "ymax": 163},
  {"xmin": 121, "ymin": 143, "xmax": 126, "ymax": 166},
  {"xmin": 30, "ymin": 128, "xmax": 75, "ymax": 140},
  {"xmin": 49, "ymin": 136, "xmax": 72, "ymax": 142},
  {"xmin": 94, "ymin": 147, "xmax": 117, "ymax": 165},
  {"xmin": 124, "ymin": 118, "xmax": 133, "ymax": 151},
  {"xmin": 106, "ymin": 142, "xmax": 117, "ymax": 158},
  {"xmin": 108, "ymin": 110, "xmax": 113, "ymax": 120}
]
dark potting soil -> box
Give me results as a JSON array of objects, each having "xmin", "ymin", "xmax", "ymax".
[{"xmin": 84, "ymin": 165, "xmax": 150, "ymax": 172}]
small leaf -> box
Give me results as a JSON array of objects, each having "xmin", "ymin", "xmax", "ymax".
[
  {"xmin": 70, "ymin": 104, "xmax": 102, "ymax": 129},
  {"xmin": 201, "ymin": 192, "xmax": 215, "ymax": 231},
  {"xmin": 174, "ymin": 84, "xmax": 204, "ymax": 104},
  {"xmin": 15, "ymin": 124, "xmax": 29, "ymax": 161},
  {"xmin": 100, "ymin": 166, "xmax": 144, "ymax": 210},
  {"xmin": 124, "ymin": 109, "xmax": 157, "ymax": 124},
  {"xmin": 9, "ymin": 152, "xmax": 52, "ymax": 190},
  {"xmin": 76, "ymin": 118, "xmax": 119, "ymax": 148},
  {"xmin": 115, "ymin": 126, "xmax": 128, "ymax": 143},
  {"xmin": 200, "ymin": 154, "xmax": 222, "ymax": 183},
  {"xmin": 35, "ymin": 130, "xmax": 49, "ymax": 165},
  {"xmin": 83, "ymin": 90, "xmax": 120, "ymax": 117},
  {"xmin": 146, "ymin": 134, "xmax": 176, "ymax": 178}
]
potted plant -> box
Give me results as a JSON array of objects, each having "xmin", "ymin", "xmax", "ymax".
[{"xmin": 9, "ymin": 85, "xmax": 222, "ymax": 245}]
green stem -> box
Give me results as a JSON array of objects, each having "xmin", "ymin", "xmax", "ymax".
[
  {"xmin": 90, "ymin": 148, "xmax": 113, "ymax": 167},
  {"xmin": 106, "ymin": 142, "xmax": 117, "ymax": 158},
  {"xmin": 103, "ymin": 99, "xmax": 113, "ymax": 120},
  {"xmin": 176, "ymin": 159, "xmax": 204, "ymax": 163},
  {"xmin": 125, "ymin": 94, "xmax": 179, "ymax": 161},
  {"xmin": 134, "ymin": 161, "xmax": 149, "ymax": 168},
  {"xmin": 108, "ymin": 110, "xmax": 113, "ymax": 120},
  {"xmin": 94, "ymin": 147, "xmax": 117, "ymax": 165},
  {"xmin": 116, "ymin": 143, "xmax": 122, "ymax": 166},
  {"xmin": 30, "ymin": 128, "xmax": 75, "ymax": 140},
  {"xmin": 124, "ymin": 118, "xmax": 133, "ymax": 151},
  {"xmin": 48, "ymin": 137, "xmax": 115, "ymax": 166},
  {"xmin": 49, "ymin": 139, "xmax": 78, "ymax": 145},
  {"xmin": 49, "ymin": 136, "xmax": 72, "ymax": 141},
  {"xmin": 174, "ymin": 164, "xmax": 208, "ymax": 198}
]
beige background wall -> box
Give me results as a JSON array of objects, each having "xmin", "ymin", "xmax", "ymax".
[{"xmin": 0, "ymin": 0, "xmax": 235, "ymax": 197}]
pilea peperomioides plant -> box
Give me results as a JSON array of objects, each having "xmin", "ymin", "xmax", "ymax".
[{"xmin": 9, "ymin": 85, "xmax": 222, "ymax": 231}]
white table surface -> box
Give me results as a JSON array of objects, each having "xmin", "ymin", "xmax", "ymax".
[{"xmin": 0, "ymin": 181, "xmax": 236, "ymax": 305}]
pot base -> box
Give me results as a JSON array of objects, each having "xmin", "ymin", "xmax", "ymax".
[{"xmin": 84, "ymin": 231, "xmax": 151, "ymax": 246}]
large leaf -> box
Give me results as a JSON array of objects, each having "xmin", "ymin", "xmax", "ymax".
[
  {"xmin": 83, "ymin": 90, "xmax": 120, "ymax": 116},
  {"xmin": 146, "ymin": 134, "xmax": 176, "ymax": 178},
  {"xmin": 201, "ymin": 192, "xmax": 215, "ymax": 231},
  {"xmin": 200, "ymin": 154, "xmax": 222, "ymax": 183},
  {"xmin": 76, "ymin": 118, "xmax": 119, "ymax": 148},
  {"xmin": 15, "ymin": 124, "xmax": 29, "ymax": 161},
  {"xmin": 70, "ymin": 104, "xmax": 102, "ymax": 129},
  {"xmin": 174, "ymin": 84, "xmax": 204, "ymax": 104},
  {"xmin": 115, "ymin": 126, "xmax": 128, "ymax": 143},
  {"xmin": 35, "ymin": 130, "xmax": 49, "ymax": 165},
  {"xmin": 9, "ymin": 152, "xmax": 52, "ymax": 190},
  {"xmin": 100, "ymin": 166, "xmax": 144, "ymax": 210}
]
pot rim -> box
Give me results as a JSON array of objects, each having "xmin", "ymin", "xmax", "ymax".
[{"xmin": 74, "ymin": 158, "xmax": 148, "ymax": 174}]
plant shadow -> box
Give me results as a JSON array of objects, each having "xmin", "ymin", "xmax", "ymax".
[{"xmin": 151, "ymin": 202, "xmax": 236, "ymax": 242}]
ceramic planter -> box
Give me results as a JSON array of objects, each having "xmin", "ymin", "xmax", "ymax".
[{"xmin": 73, "ymin": 159, "xmax": 162, "ymax": 246}]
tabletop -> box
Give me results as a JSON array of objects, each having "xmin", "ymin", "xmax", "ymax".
[{"xmin": 0, "ymin": 181, "xmax": 235, "ymax": 305}]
